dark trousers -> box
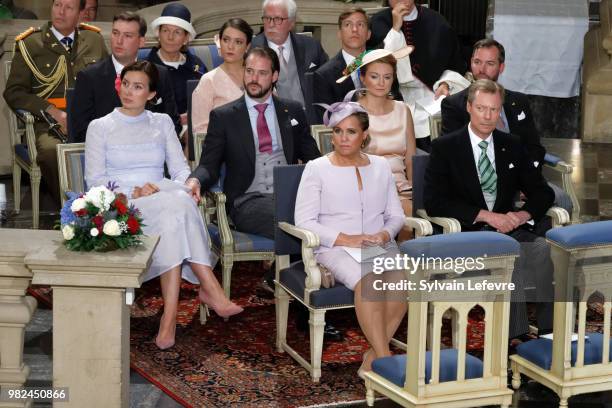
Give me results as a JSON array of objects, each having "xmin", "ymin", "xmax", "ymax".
[
  {"xmin": 230, "ymin": 193, "xmax": 275, "ymax": 239},
  {"xmin": 507, "ymin": 227, "xmax": 554, "ymax": 338},
  {"xmin": 35, "ymin": 131, "xmax": 61, "ymax": 205}
]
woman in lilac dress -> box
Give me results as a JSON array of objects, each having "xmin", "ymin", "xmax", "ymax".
[
  {"xmin": 294, "ymin": 100, "xmax": 407, "ymax": 376},
  {"xmin": 85, "ymin": 61, "xmax": 242, "ymax": 350}
]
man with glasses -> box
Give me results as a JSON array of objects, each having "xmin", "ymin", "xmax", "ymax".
[{"xmin": 252, "ymin": 0, "xmax": 328, "ymax": 124}]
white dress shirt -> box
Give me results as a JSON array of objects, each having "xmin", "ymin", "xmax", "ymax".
[
  {"xmin": 50, "ymin": 26, "xmax": 75, "ymax": 50},
  {"xmin": 244, "ymin": 93, "xmax": 281, "ymax": 152},
  {"xmin": 468, "ymin": 123, "xmax": 496, "ymax": 210},
  {"xmin": 267, "ymin": 36, "xmax": 292, "ymax": 64}
]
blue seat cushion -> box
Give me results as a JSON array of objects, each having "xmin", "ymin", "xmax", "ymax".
[
  {"xmin": 516, "ymin": 333, "xmax": 612, "ymax": 370},
  {"xmin": 544, "ymin": 153, "xmax": 561, "ymax": 165},
  {"xmin": 14, "ymin": 144, "xmax": 30, "ymax": 164},
  {"xmin": 400, "ymin": 231, "xmax": 520, "ymax": 259},
  {"xmin": 372, "ymin": 349, "xmax": 483, "ymax": 387},
  {"xmin": 546, "ymin": 221, "xmax": 612, "ymax": 249},
  {"xmin": 279, "ymin": 262, "xmax": 354, "ymax": 308},
  {"xmin": 207, "ymin": 224, "xmax": 274, "ymax": 252}
]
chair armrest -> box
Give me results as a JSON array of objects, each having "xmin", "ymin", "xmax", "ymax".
[
  {"xmin": 416, "ymin": 209, "xmax": 462, "ymax": 233},
  {"xmin": 212, "ymin": 191, "xmax": 234, "ymax": 251},
  {"xmin": 278, "ymin": 221, "xmax": 323, "ymax": 291},
  {"xmin": 14, "ymin": 110, "xmax": 38, "ymax": 164},
  {"xmin": 546, "ymin": 206, "xmax": 571, "ymax": 228},
  {"xmin": 544, "ymin": 153, "xmax": 573, "ymax": 174},
  {"xmin": 405, "ymin": 217, "xmax": 433, "ymax": 237}
]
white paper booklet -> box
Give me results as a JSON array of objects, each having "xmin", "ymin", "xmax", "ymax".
[{"xmin": 342, "ymin": 246, "xmax": 387, "ymax": 263}]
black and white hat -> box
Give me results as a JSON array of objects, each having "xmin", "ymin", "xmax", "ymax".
[{"xmin": 151, "ymin": 3, "xmax": 196, "ymax": 39}]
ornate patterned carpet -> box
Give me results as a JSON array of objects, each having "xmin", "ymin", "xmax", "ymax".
[{"xmin": 27, "ymin": 261, "xmax": 608, "ymax": 408}]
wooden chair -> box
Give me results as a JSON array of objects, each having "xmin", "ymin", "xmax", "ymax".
[
  {"xmin": 4, "ymin": 60, "xmax": 41, "ymax": 229},
  {"xmin": 510, "ymin": 221, "xmax": 612, "ymax": 407},
  {"xmin": 273, "ymin": 164, "xmax": 432, "ymax": 382},
  {"xmin": 543, "ymin": 153, "xmax": 580, "ymax": 224},
  {"xmin": 310, "ymin": 125, "xmax": 333, "ymax": 154},
  {"xmin": 192, "ymin": 132, "xmax": 275, "ymax": 303},
  {"xmin": 56, "ymin": 143, "xmax": 86, "ymax": 206},
  {"xmin": 364, "ymin": 231, "xmax": 520, "ymax": 408}
]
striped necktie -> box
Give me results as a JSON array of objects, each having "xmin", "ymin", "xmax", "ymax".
[{"xmin": 478, "ymin": 140, "xmax": 497, "ymax": 195}]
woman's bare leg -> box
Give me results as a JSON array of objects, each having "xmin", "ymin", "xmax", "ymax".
[
  {"xmin": 190, "ymin": 263, "xmax": 243, "ymax": 318},
  {"xmin": 156, "ymin": 266, "xmax": 182, "ymax": 349}
]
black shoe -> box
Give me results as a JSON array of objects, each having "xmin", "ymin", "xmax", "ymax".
[
  {"xmin": 295, "ymin": 313, "xmax": 344, "ymax": 342},
  {"xmin": 257, "ymin": 277, "xmax": 275, "ymax": 296}
]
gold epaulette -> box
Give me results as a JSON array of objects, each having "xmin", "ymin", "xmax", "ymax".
[
  {"xmin": 15, "ymin": 27, "xmax": 37, "ymax": 42},
  {"xmin": 79, "ymin": 22, "xmax": 102, "ymax": 33}
]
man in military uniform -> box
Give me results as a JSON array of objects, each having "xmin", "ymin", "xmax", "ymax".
[{"xmin": 3, "ymin": 0, "xmax": 107, "ymax": 204}]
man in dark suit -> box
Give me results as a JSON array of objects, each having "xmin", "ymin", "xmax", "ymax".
[
  {"xmin": 187, "ymin": 46, "xmax": 320, "ymax": 238},
  {"xmin": 251, "ymin": 0, "xmax": 328, "ymax": 124},
  {"xmin": 441, "ymin": 39, "xmax": 573, "ymax": 214},
  {"xmin": 312, "ymin": 7, "xmax": 370, "ymax": 122},
  {"xmin": 425, "ymin": 79, "xmax": 555, "ymax": 341},
  {"xmin": 312, "ymin": 7, "xmax": 403, "ymax": 124},
  {"xmin": 70, "ymin": 11, "xmax": 180, "ymax": 143},
  {"xmin": 441, "ymin": 39, "xmax": 545, "ymax": 166}
]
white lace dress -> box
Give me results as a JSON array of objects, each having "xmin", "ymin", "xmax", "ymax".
[{"xmin": 85, "ymin": 108, "xmax": 213, "ymax": 283}]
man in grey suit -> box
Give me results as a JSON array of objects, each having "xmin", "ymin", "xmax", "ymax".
[{"xmin": 251, "ymin": 0, "xmax": 329, "ymax": 124}]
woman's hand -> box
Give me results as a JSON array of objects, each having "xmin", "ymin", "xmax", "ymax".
[
  {"xmin": 132, "ymin": 182, "xmax": 160, "ymax": 199},
  {"xmin": 334, "ymin": 231, "xmax": 390, "ymax": 248},
  {"xmin": 363, "ymin": 231, "xmax": 391, "ymax": 247}
]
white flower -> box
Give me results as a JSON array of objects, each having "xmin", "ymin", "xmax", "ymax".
[
  {"xmin": 103, "ymin": 220, "xmax": 121, "ymax": 236},
  {"xmin": 90, "ymin": 227, "xmax": 99, "ymax": 237},
  {"xmin": 119, "ymin": 221, "xmax": 128, "ymax": 233},
  {"xmin": 61, "ymin": 224, "xmax": 75, "ymax": 240},
  {"xmin": 85, "ymin": 186, "xmax": 115, "ymax": 212},
  {"xmin": 71, "ymin": 198, "xmax": 86, "ymax": 212}
]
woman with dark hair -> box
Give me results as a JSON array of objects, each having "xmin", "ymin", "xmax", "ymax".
[
  {"xmin": 192, "ymin": 18, "xmax": 253, "ymax": 134},
  {"xmin": 146, "ymin": 3, "xmax": 207, "ymax": 122},
  {"xmin": 295, "ymin": 97, "xmax": 406, "ymax": 377},
  {"xmin": 85, "ymin": 61, "xmax": 242, "ymax": 351}
]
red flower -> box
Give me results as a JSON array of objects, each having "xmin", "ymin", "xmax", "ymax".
[
  {"xmin": 127, "ymin": 216, "xmax": 140, "ymax": 234},
  {"xmin": 75, "ymin": 209, "xmax": 88, "ymax": 217},
  {"xmin": 114, "ymin": 199, "xmax": 128, "ymax": 215}
]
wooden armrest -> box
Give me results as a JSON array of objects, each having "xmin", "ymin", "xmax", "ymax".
[
  {"xmin": 546, "ymin": 206, "xmax": 570, "ymax": 228},
  {"xmin": 416, "ymin": 209, "xmax": 462, "ymax": 233},
  {"xmin": 211, "ymin": 191, "xmax": 233, "ymax": 249},
  {"xmin": 405, "ymin": 217, "xmax": 433, "ymax": 237},
  {"xmin": 278, "ymin": 221, "xmax": 323, "ymax": 290}
]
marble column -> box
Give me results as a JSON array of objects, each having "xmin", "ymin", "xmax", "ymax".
[
  {"xmin": 25, "ymin": 236, "xmax": 158, "ymax": 408},
  {"xmin": 0, "ymin": 230, "xmax": 58, "ymax": 408}
]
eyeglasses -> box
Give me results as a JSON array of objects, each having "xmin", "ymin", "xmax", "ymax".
[{"xmin": 261, "ymin": 16, "xmax": 289, "ymax": 25}]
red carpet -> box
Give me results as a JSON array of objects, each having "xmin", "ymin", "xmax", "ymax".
[{"xmin": 27, "ymin": 263, "xmax": 609, "ymax": 407}]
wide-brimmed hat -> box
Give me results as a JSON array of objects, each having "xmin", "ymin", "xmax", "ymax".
[
  {"xmin": 336, "ymin": 46, "xmax": 413, "ymax": 84},
  {"xmin": 151, "ymin": 3, "xmax": 196, "ymax": 40}
]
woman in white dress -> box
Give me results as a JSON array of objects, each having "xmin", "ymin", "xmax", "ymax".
[
  {"xmin": 85, "ymin": 61, "xmax": 242, "ymax": 350},
  {"xmin": 191, "ymin": 18, "xmax": 253, "ymax": 134}
]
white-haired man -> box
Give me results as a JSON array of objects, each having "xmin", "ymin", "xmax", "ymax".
[{"xmin": 251, "ymin": 0, "xmax": 329, "ymax": 124}]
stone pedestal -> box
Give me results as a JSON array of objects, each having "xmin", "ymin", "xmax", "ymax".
[
  {"xmin": 25, "ymin": 236, "xmax": 158, "ymax": 408},
  {"xmin": 0, "ymin": 230, "xmax": 58, "ymax": 408}
]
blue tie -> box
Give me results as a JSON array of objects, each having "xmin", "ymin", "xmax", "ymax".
[{"xmin": 60, "ymin": 37, "xmax": 73, "ymax": 52}]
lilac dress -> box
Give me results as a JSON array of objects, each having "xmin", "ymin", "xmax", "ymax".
[
  {"xmin": 294, "ymin": 154, "xmax": 405, "ymax": 289},
  {"xmin": 85, "ymin": 109, "xmax": 214, "ymax": 283}
]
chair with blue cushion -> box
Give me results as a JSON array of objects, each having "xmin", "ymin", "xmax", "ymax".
[
  {"xmin": 5, "ymin": 60, "xmax": 41, "ymax": 229},
  {"xmin": 364, "ymin": 231, "xmax": 520, "ymax": 407},
  {"xmin": 273, "ymin": 164, "xmax": 432, "ymax": 383},
  {"xmin": 56, "ymin": 143, "xmax": 86, "ymax": 207},
  {"xmin": 139, "ymin": 38, "xmax": 223, "ymax": 71},
  {"xmin": 510, "ymin": 221, "xmax": 612, "ymax": 407},
  {"xmin": 192, "ymin": 132, "xmax": 275, "ymax": 306},
  {"xmin": 543, "ymin": 153, "xmax": 580, "ymax": 224}
]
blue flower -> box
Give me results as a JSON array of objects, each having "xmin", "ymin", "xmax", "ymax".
[{"xmin": 60, "ymin": 191, "xmax": 79, "ymax": 225}]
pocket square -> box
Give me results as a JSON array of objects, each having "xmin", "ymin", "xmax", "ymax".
[
  {"xmin": 154, "ymin": 97, "xmax": 163, "ymax": 105},
  {"xmin": 508, "ymin": 163, "xmax": 515, "ymax": 169},
  {"xmin": 290, "ymin": 118, "xmax": 299, "ymax": 126},
  {"xmin": 517, "ymin": 111, "xmax": 526, "ymax": 121},
  {"xmin": 533, "ymin": 161, "xmax": 539, "ymax": 168},
  {"xmin": 309, "ymin": 62, "xmax": 317, "ymax": 69}
]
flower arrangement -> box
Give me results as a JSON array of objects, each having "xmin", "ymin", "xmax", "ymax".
[{"xmin": 59, "ymin": 182, "xmax": 145, "ymax": 252}]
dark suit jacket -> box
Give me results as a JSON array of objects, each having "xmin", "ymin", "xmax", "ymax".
[
  {"xmin": 251, "ymin": 32, "xmax": 328, "ymax": 123},
  {"xmin": 190, "ymin": 95, "xmax": 321, "ymax": 208},
  {"xmin": 367, "ymin": 6, "xmax": 466, "ymax": 89},
  {"xmin": 70, "ymin": 55, "xmax": 181, "ymax": 143},
  {"xmin": 441, "ymin": 87, "xmax": 546, "ymax": 165},
  {"xmin": 311, "ymin": 50, "xmax": 403, "ymax": 124},
  {"xmin": 424, "ymin": 126, "xmax": 554, "ymax": 231}
]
